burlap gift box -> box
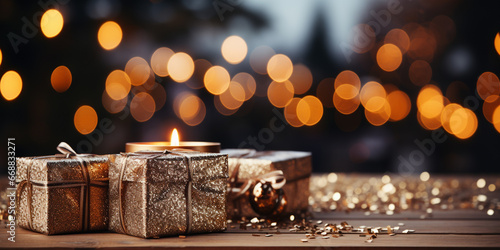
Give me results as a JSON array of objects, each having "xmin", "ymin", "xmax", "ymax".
[
  {"xmin": 223, "ymin": 149, "xmax": 312, "ymax": 218},
  {"xmin": 108, "ymin": 150, "xmax": 228, "ymax": 238},
  {"xmin": 15, "ymin": 143, "xmax": 109, "ymax": 235}
]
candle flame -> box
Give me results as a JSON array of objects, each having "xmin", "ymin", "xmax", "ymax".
[{"xmin": 171, "ymin": 128, "xmax": 180, "ymax": 146}]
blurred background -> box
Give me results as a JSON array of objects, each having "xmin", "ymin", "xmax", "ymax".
[{"xmin": 1, "ymin": 0, "xmax": 500, "ymax": 175}]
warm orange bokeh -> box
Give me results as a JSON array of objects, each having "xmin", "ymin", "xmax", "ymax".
[
  {"xmin": 41, "ymin": 9, "xmax": 64, "ymax": 38},
  {"xmin": 477, "ymin": 72, "xmax": 500, "ymax": 100},
  {"xmin": 267, "ymin": 54, "xmax": 293, "ymax": 82},
  {"xmin": 105, "ymin": 70, "xmax": 131, "ymax": 100},
  {"xmin": 268, "ymin": 80, "xmax": 294, "ymax": 108},
  {"xmin": 130, "ymin": 92, "xmax": 156, "ymax": 122},
  {"xmin": 125, "ymin": 57, "xmax": 151, "ymax": 86},
  {"xmin": 387, "ymin": 90, "xmax": 411, "ymax": 121},
  {"xmin": 168, "ymin": 52, "xmax": 194, "ymax": 83},
  {"xmin": 221, "ymin": 35, "xmax": 248, "ymax": 64},
  {"xmin": 0, "ymin": 71, "xmax": 23, "ymax": 101},
  {"xmin": 51, "ymin": 66, "xmax": 72, "ymax": 93},
  {"xmin": 376, "ymin": 44, "xmax": 402, "ymax": 72},
  {"xmin": 284, "ymin": 98, "xmax": 304, "ymax": 127},
  {"xmin": 204, "ymin": 66, "xmax": 230, "ymax": 95},
  {"xmin": 98, "ymin": 21, "xmax": 122, "ymax": 50},
  {"xmin": 297, "ymin": 95, "xmax": 323, "ymax": 126},
  {"xmin": 74, "ymin": 105, "xmax": 98, "ymax": 135},
  {"xmin": 384, "ymin": 28, "xmax": 410, "ymax": 54},
  {"xmin": 151, "ymin": 47, "xmax": 174, "ymax": 77}
]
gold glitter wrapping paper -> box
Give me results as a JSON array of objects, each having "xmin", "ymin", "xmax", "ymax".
[
  {"xmin": 15, "ymin": 156, "xmax": 109, "ymax": 235},
  {"xmin": 222, "ymin": 149, "xmax": 312, "ymax": 218},
  {"xmin": 108, "ymin": 152, "xmax": 228, "ymax": 238}
]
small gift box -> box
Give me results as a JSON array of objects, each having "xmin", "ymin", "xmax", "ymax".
[
  {"xmin": 223, "ymin": 149, "xmax": 312, "ymax": 219},
  {"xmin": 108, "ymin": 150, "xmax": 228, "ymax": 238},
  {"xmin": 15, "ymin": 142, "xmax": 109, "ymax": 235}
]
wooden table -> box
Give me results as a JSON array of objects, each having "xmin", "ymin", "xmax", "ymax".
[{"xmin": 2, "ymin": 174, "xmax": 500, "ymax": 249}]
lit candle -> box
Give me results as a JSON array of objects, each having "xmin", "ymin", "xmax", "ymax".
[{"xmin": 125, "ymin": 128, "xmax": 220, "ymax": 153}]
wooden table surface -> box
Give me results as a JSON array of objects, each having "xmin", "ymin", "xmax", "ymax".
[{"xmin": 2, "ymin": 174, "xmax": 500, "ymax": 249}]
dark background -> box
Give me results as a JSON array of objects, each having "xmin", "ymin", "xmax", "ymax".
[{"xmin": 1, "ymin": 0, "xmax": 500, "ymax": 175}]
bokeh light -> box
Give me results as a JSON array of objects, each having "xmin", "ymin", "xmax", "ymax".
[
  {"xmin": 495, "ymin": 33, "xmax": 500, "ymax": 56},
  {"xmin": 360, "ymin": 81, "xmax": 386, "ymax": 112},
  {"xmin": 384, "ymin": 28, "xmax": 410, "ymax": 54},
  {"xmin": 409, "ymin": 60, "xmax": 432, "ymax": 86},
  {"xmin": 417, "ymin": 84, "xmax": 444, "ymax": 119},
  {"xmin": 41, "ymin": 9, "xmax": 64, "ymax": 38},
  {"xmin": 334, "ymin": 70, "xmax": 361, "ymax": 91},
  {"xmin": 232, "ymin": 72, "xmax": 256, "ymax": 101},
  {"xmin": 284, "ymin": 98, "xmax": 304, "ymax": 127},
  {"xmin": 267, "ymin": 54, "xmax": 293, "ymax": 82},
  {"xmin": 214, "ymin": 95, "xmax": 238, "ymax": 116},
  {"xmin": 418, "ymin": 111, "xmax": 441, "ymax": 130},
  {"xmin": 0, "ymin": 71, "xmax": 22, "ymax": 101},
  {"xmin": 221, "ymin": 35, "xmax": 248, "ymax": 64},
  {"xmin": 387, "ymin": 90, "xmax": 411, "ymax": 121},
  {"xmin": 288, "ymin": 64, "xmax": 313, "ymax": 95},
  {"xmin": 0, "ymin": 48, "xmax": 3, "ymax": 67},
  {"xmin": 483, "ymin": 95, "xmax": 500, "ymax": 123},
  {"xmin": 493, "ymin": 106, "xmax": 500, "ymax": 133},
  {"xmin": 441, "ymin": 103, "xmax": 462, "ymax": 134},
  {"xmin": 365, "ymin": 99, "xmax": 391, "ymax": 126},
  {"xmin": 174, "ymin": 92, "xmax": 206, "ymax": 126},
  {"xmin": 204, "ymin": 65, "xmax": 230, "ymax": 95},
  {"xmin": 476, "ymin": 72, "xmax": 500, "ymax": 100},
  {"xmin": 167, "ymin": 52, "xmax": 195, "ymax": 83},
  {"xmin": 250, "ymin": 45, "xmax": 275, "ymax": 75},
  {"xmin": 98, "ymin": 21, "xmax": 122, "ymax": 50},
  {"xmin": 130, "ymin": 92, "xmax": 155, "ymax": 122},
  {"xmin": 450, "ymin": 107, "xmax": 477, "ymax": 139},
  {"xmin": 220, "ymin": 81, "xmax": 245, "ymax": 110},
  {"xmin": 268, "ymin": 80, "xmax": 294, "ymax": 108},
  {"xmin": 333, "ymin": 84, "xmax": 360, "ymax": 115},
  {"xmin": 297, "ymin": 95, "xmax": 323, "ymax": 126},
  {"xmin": 74, "ymin": 105, "xmax": 98, "ymax": 135},
  {"xmin": 105, "ymin": 70, "xmax": 131, "ymax": 100},
  {"xmin": 150, "ymin": 47, "xmax": 174, "ymax": 77},
  {"xmin": 102, "ymin": 91, "xmax": 127, "ymax": 114},
  {"xmin": 51, "ymin": 66, "xmax": 72, "ymax": 93},
  {"xmin": 125, "ymin": 57, "xmax": 151, "ymax": 86},
  {"xmin": 376, "ymin": 44, "xmax": 402, "ymax": 72}
]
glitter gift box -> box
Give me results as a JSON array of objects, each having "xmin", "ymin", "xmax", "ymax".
[
  {"xmin": 223, "ymin": 149, "xmax": 312, "ymax": 219},
  {"xmin": 15, "ymin": 143, "xmax": 109, "ymax": 235},
  {"xmin": 108, "ymin": 150, "xmax": 228, "ymax": 238}
]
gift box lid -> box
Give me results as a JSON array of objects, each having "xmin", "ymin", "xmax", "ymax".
[
  {"xmin": 16, "ymin": 156, "xmax": 109, "ymax": 184},
  {"xmin": 111, "ymin": 151, "xmax": 228, "ymax": 183}
]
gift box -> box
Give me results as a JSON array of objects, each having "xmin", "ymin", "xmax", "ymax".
[
  {"xmin": 108, "ymin": 150, "xmax": 228, "ymax": 238},
  {"xmin": 15, "ymin": 142, "xmax": 109, "ymax": 235},
  {"xmin": 223, "ymin": 149, "xmax": 312, "ymax": 219}
]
